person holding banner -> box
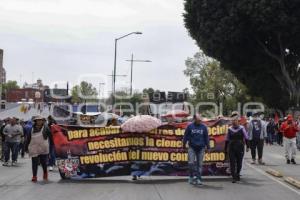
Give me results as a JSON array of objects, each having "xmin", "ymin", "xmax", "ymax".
[
  {"xmin": 25, "ymin": 115, "xmax": 51, "ymax": 182},
  {"xmin": 183, "ymin": 114, "xmax": 210, "ymax": 185},
  {"xmin": 225, "ymin": 113, "xmax": 249, "ymax": 183}
]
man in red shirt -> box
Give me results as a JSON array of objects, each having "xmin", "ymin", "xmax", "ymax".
[{"xmin": 280, "ymin": 114, "xmax": 299, "ymax": 164}]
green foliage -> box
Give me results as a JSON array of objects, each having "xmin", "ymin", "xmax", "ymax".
[
  {"xmin": 184, "ymin": 52, "xmax": 252, "ymax": 115},
  {"xmin": 1, "ymin": 80, "xmax": 20, "ymax": 91},
  {"xmin": 184, "ymin": 0, "xmax": 300, "ymax": 110},
  {"xmin": 0, "ymin": 80, "xmax": 20, "ymax": 98},
  {"xmin": 142, "ymin": 88, "xmax": 155, "ymax": 95},
  {"xmin": 71, "ymin": 81, "xmax": 98, "ymax": 103}
]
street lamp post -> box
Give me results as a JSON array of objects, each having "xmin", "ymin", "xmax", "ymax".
[
  {"xmin": 126, "ymin": 54, "xmax": 151, "ymax": 95},
  {"xmin": 112, "ymin": 31, "xmax": 142, "ymax": 108}
]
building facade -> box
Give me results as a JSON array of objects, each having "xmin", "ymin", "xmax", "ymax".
[
  {"xmin": 0, "ymin": 49, "xmax": 6, "ymax": 84},
  {"xmin": 6, "ymin": 88, "xmax": 43, "ymax": 102}
]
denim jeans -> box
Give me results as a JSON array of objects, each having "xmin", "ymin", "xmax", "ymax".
[
  {"xmin": 1, "ymin": 141, "xmax": 5, "ymax": 160},
  {"xmin": 250, "ymin": 139, "xmax": 264, "ymax": 160},
  {"xmin": 4, "ymin": 142, "xmax": 19, "ymax": 162},
  {"xmin": 296, "ymin": 133, "xmax": 300, "ymax": 150},
  {"xmin": 18, "ymin": 142, "xmax": 25, "ymax": 157},
  {"xmin": 48, "ymin": 144, "xmax": 56, "ymax": 167},
  {"xmin": 188, "ymin": 147, "xmax": 205, "ymax": 179},
  {"xmin": 266, "ymin": 133, "xmax": 274, "ymax": 144}
]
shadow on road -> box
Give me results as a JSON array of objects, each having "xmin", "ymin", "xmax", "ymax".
[
  {"xmin": 58, "ymin": 178, "xmax": 187, "ymax": 185},
  {"xmin": 193, "ymin": 184, "xmax": 224, "ymax": 190},
  {"xmin": 238, "ymin": 178, "xmax": 265, "ymax": 187},
  {"xmin": 57, "ymin": 176, "xmax": 232, "ymax": 186}
]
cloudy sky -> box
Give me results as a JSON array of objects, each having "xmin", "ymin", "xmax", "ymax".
[{"xmin": 0, "ymin": 0, "xmax": 198, "ymax": 96}]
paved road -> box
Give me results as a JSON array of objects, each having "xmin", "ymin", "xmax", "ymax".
[
  {"xmin": 0, "ymin": 103, "xmax": 51, "ymax": 121},
  {"xmin": 254, "ymin": 144, "xmax": 300, "ymax": 180},
  {"xmin": 0, "ymin": 145, "xmax": 299, "ymax": 200}
]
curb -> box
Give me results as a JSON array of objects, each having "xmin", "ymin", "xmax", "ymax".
[
  {"xmin": 283, "ymin": 177, "xmax": 300, "ymax": 189},
  {"xmin": 265, "ymin": 168, "xmax": 283, "ymax": 178}
]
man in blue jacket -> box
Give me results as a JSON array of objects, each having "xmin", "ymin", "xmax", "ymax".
[{"xmin": 183, "ymin": 114, "xmax": 210, "ymax": 185}]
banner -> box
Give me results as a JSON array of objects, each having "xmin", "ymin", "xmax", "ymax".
[{"xmin": 52, "ymin": 119, "xmax": 231, "ymax": 179}]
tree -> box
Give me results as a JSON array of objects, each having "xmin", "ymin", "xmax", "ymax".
[
  {"xmin": 184, "ymin": 52, "xmax": 252, "ymax": 115},
  {"xmin": 1, "ymin": 80, "xmax": 19, "ymax": 91},
  {"xmin": 142, "ymin": 88, "xmax": 155, "ymax": 95},
  {"xmin": 71, "ymin": 81, "xmax": 98, "ymax": 103},
  {"xmin": 184, "ymin": 0, "xmax": 300, "ymax": 110},
  {"xmin": 0, "ymin": 80, "xmax": 20, "ymax": 99}
]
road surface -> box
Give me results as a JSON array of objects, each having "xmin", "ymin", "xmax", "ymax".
[
  {"xmin": 0, "ymin": 145, "xmax": 299, "ymax": 200},
  {"xmin": 0, "ymin": 103, "xmax": 51, "ymax": 121}
]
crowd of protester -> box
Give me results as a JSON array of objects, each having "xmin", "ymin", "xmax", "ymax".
[
  {"xmin": 0, "ymin": 115, "xmax": 57, "ymax": 182},
  {"xmin": 0, "ymin": 111, "xmax": 299, "ymax": 184},
  {"xmin": 184, "ymin": 111, "xmax": 300, "ymax": 185}
]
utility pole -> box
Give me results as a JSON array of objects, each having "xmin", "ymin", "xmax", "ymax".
[{"xmin": 126, "ymin": 54, "xmax": 151, "ymax": 95}]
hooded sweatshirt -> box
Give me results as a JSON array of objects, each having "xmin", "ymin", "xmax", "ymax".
[
  {"xmin": 183, "ymin": 122, "xmax": 210, "ymax": 151},
  {"xmin": 280, "ymin": 115, "xmax": 299, "ymax": 138}
]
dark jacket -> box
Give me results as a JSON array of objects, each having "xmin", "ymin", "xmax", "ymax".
[
  {"xmin": 183, "ymin": 122, "xmax": 210, "ymax": 151},
  {"xmin": 0, "ymin": 124, "xmax": 5, "ymax": 142}
]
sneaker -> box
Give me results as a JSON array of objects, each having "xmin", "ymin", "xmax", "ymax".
[
  {"xmin": 132, "ymin": 175, "xmax": 137, "ymax": 181},
  {"xmin": 188, "ymin": 177, "xmax": 194, "ymax": 184},
  {"xmin": 11, "ymin": 161, "xmax": 17, "ymax": 166},
  {"xmin": 31, "ymin": 176, "xmax": 37, "ymax": 182},
  {"xmin": 251, "ymin": 159, "xmax": 256, "ymax": 164},
  {"xmin": 287, "ymin": 159, "xmax": 291, "ymax": 164},
  {"xmin": 2, "ymin": 162, "xmax": 9, "ymax": 166},
  {"xmin": 49, "ymin": 166, "xmax": 53, "ymax": 171},
  {"xmin": 258, "ymin": 159, "xmax": 265, "ymax": 165},
  {"xmin": 232, "ymin": 178, "xmax": 236, "ymax": 183},
  {"xmin": 291, "ymin": 159, "xmax": 296, "ymax": 164},
  {"xmin": 195, "ymin": 178, "xmax": 203, "ymax": 185},
  {"xmin": 43, "ymin": 172, "xmax": 48, "ymax": 181}
]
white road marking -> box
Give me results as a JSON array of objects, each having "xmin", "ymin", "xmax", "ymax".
[{"xmin": 246, "ymin": 163, "xmax": 300, "ymax": 196}]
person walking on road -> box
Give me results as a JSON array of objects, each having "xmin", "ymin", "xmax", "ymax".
[
  {"xmin": 47, "ymin": 115, "xmax": 57, "ymax": 171},
  {"xmin": 225, "ymin": 113, "xmax": 249, "ymax": 183},
  {"xmin": 277, "ymin": 119, "xmax": 284, "ymax": 146},
  {"xmin": 0, "ymin": 118, "xmax": 10, "ymax": 161},
  {"xmin": 18, "ymin": 120, "xmax": 26, "ymax": 158},
  {"xmin": 25, "ymin": 115, "xmax": 51, "ymax": 182},
  {"xmin": 2, "ymin": 117, "xmax": 23, "ymax": 166},
  {"xmin": 183, "ymin": 114, "xmax": 210, "ymax": 185},
  {"xmin": 296, "ymin": 116, "xmax": 300, "ymax": 150},
  {"xmin": 248, "ymin": 112, "xmax": 267, "ymax": 165},
  {"xmin": 280, "ymin": 114, "xmax": 299, "ymax": 164},
  {"xmin": 266, "ymin": 118, "xmax": 276, "ymax": 145}
]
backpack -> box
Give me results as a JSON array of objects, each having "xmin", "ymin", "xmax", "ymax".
[{"xmin": 252, "ymin": 120, "xmax": 262, "ymax": 139}]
